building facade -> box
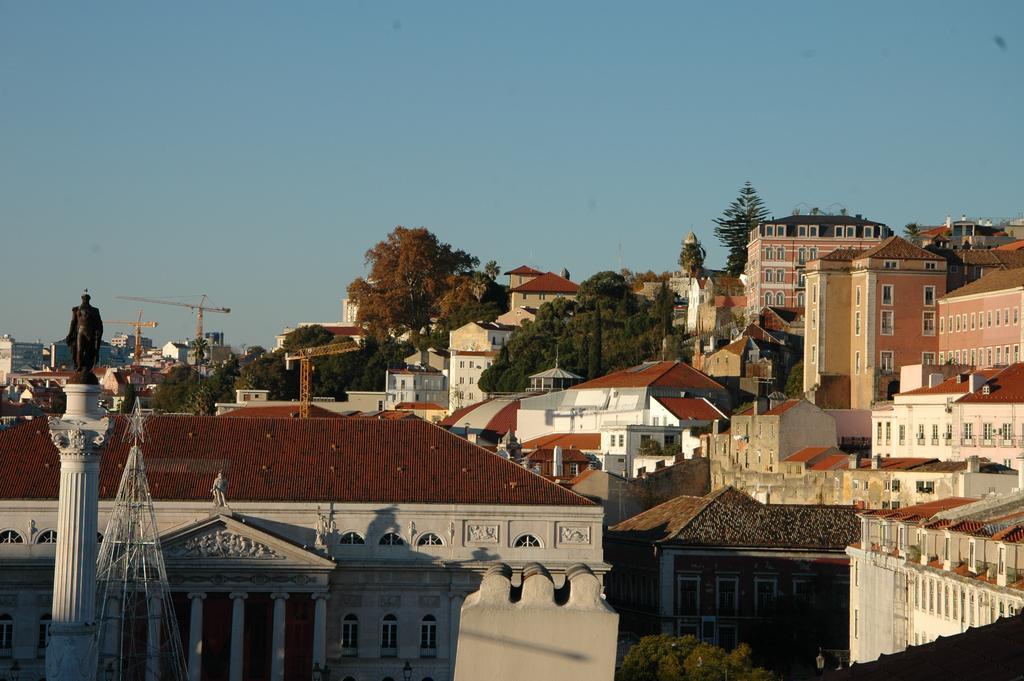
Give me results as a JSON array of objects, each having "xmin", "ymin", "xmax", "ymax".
[
  {"xmin": 804, "ymin": 237, "xmax": 947, "ymax": 410},
  {"xmin": 0, "ymin": 336, "xmax": 45, "ymax": 383},
  {"xmin": 384, "ymin": 367, "xmax": 448, "ymax": 410},
  {"xmin": 745, "ymin": 213, "xmax": 892, "ymax": 315},
  {"xmin": 0, "ymin": 415, "xmax": 606, "ymax": 681},
  {"xmin": 937, "ymin": 268, "xmax": 1024, "ymax": 367}
]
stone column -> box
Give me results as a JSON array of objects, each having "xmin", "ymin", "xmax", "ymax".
[
  {"xmin": 270, "ymin": 592, "xmax": 289, "ymax": 681},
  {"xmin": 448, "ymin": 591, "xmax": 464, "ymax": 662},
  {"xmin": 146, "ymin": 596, "xmax": 163, "ymax": 681},
  {"xmin": 228, "ymin": 592, "xmax": 248, "ymax": 681},
  {"xmin": 187, "ymin": 592, "xmax": 206, "ymax": 681},
  {"xmin": 311, "ymin": 593, "xmax": 329, "ymax": 667},
  {"xmin": 46, "ymin": 381, "xmax": 113, "ymax": 681}
]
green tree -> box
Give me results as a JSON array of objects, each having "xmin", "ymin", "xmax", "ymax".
[
  {"xmin": 207, "ymin": 355, "xmax": 241, "ymax": 404},
  {"xmin": 119, "ymin": 382, "xmax": 137, "ymax": 414},
  {"xmin": 589, "ymin": 302, "xmax": 603, "ymax": 379},
  {"xmin": 784, "ymin": 361, "xmax": 804, "ymax": 398},
  {"xmin": 152, "ymin": 366, "xmax": 201, "ymax": 413},
  {"xmin": 186, "ymin": 383, "xmax": 215, "ymax": 416},
  {"xmin": 617, "ymin": 635, "xmax": 699, "ymax": 681},
  {"xmin": 483, "ymin": 260, "xmax": 501, "ymax": 281},
  {"xmin": 678, "ymin": 233, "xmax": 706, "ymax": 277},
  {"xmin": 714, "ymin": 182, "xmax": 770, "ymax": 276},
  {"xmin": 189, "ymin": 337, "xmax": 210, "ymax": 370},
  {"xmin": 904, "ymin": 222, "xmax": 921, "ymax": 238}
]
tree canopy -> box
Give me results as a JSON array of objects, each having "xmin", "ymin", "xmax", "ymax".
[
  {"xmin": 714, "ymin": 182, "xmax": 770, "ymax": 276},
  {"xmin": 347, "ymin": 226, "xmax": 480, "ymax": 339},
  {"xmin": 616, "ymin": 636, "xmax": 774, "ymax": 681}
]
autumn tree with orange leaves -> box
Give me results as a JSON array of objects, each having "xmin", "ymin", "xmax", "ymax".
[{"xmin": 347, "ymin": 227, "xmax": 479, "ymax": 339}]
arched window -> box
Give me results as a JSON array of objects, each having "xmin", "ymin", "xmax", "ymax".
[
  {"xmin": 35, "ymin": 530, "xmax": 57, "ymax": 544},
  {"xmin": 764, "ymin": 293, "xmax": 773, "ymax": 307},
  {"xmin": 0, "ymin": 529, "xmax": 24, "ymax": 544},
  {"xmin": 513, "ymin": 534, "xmax": 542, "ymax": 548},
  {"xmin": 0, "ymin": 613, "xmax": 13, "ymax": 654},
  {"xmin": 338, "ymin": 531, "xmax": 365, "ymax": 545},
  {"xmin": 420, "ymin": 614, "xmax": 437, "ymax": 656},
  {"xmin": 341, "ymin": 614, "xmax": 358, "ymax": 655},
  {"xmin": 775, "ymin": 292, "xmax": 785, "ymax": 306},
  {"xmin": 417, "ymin": 533, "xmax": 443, "ymax": 547},
  {"xmin": 379, "ymin": 533, "xmax": 404, "ymax": 546},
  {"xmin": 38, "ymin": 613, "xmax": 51, "ymax": 654},
  {"xmin": 381, "ymin": 614, "xmax": 398, "ymax": 655}
]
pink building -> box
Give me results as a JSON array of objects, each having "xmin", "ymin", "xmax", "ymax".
[
  {"xmin": 745, "ymin": 212, "xmax": 892, "ymax": 313},
  {"xmin": 938, "ymin": 268, "xmax": 1024, "ymax": 367}
]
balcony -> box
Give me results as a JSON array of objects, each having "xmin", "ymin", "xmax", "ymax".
[
  {"xmin": 931, "ymin": 438, "xmax": 939, "ymax": 445},
  {"xmin": 916, "ymin": 437, "xmax": 926, "ymax": 446},
  {"xmin": 961, "ymin": 437, "xmax": 976, "ymax": 446},
  {"xmin": 982, "ymin": 439, "xmax": 994, "ymax": 447}
]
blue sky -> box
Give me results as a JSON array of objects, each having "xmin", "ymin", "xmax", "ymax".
[{"xmin": 2, "ymin": 1, "xmax": 1021, "ymax": 348}]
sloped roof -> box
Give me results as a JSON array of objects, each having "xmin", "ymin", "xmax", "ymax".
[
  {"xmin": 994, "ymin": 240, "xmax": 1024, "ymax": 251},
  {"xmin": 761, "ymin": 306, "xmax": 803, "ymax": 323},
  {"xmin": 0, "ymin": 416, "xmax": 591, "ymax": 506},
  {"xmin": 570, "ymin": 361, "xmax": 725, "ymax": 392},
  {"xmin": 958, "ymin": 363, "xmax": 1024, "ymax": 403},
  {"xmin": 736, "ymin": 399, "xmax": 804, "ymax": 417},
  {"xmin": 608, "ymin": 486, "xmax": 859, "ymax": 549},
  {"xmin": 785, "ymin": 446, "xmax": 840, "ymax": 463},
  {"xmin": 510, "ymin": 272, "xmax": 579, "ymax": 294},
  {"xmin": 440, "ymin": 397, "xmax": 521, "ymax": 440},
  {"xmin": 860, "ymin": 497, "xmax": 977, "ymax": 521},
  {"xmin": 522, "ymin": 447, "xmax": 593, "ymax": 463},
  {"xmin": 856, "ymin": 236, "xmax": 945, "ymax": 261},
  {"xmin": 899, "ymin": 370, "xmax": 1000, "ymax": 396},
  {"xmin": 653, "ymin": 397, "xmax": 725, "ymax": 421},
  {"xmin": 321, "ymin": 325, "xmax": 363, "ymax": 337},
  {"xmin": 219, "ymin": 404, "xmax": 345, "ymax": 419},
  {"xmin": 394, "ymin": 402, "xmax": 446, "ymax": 411},
  {"xmin": 520, "ymin": 433, "xmax": 602, "ymax": 451},
  {"xmin": 529, "ymin": 366, "xmax": 583, "ymax": 380},
  {"xmin": 942, "ymin": 268, "xmax": 1024, "ymax": 299},
  {"xmin": 507, "ymin": 265, "xmax": 545, "ymax": 276},
  {"xmin": 820, "ymin": 247, "xmax": 868, "ymax": 262}
]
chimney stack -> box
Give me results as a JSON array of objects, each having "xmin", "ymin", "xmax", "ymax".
[
  {"xmin": 966, "ymin": 455, "xmax": 980, "ymax": 474},
  {"xmin": 928, "ymin": 373, "xmax": 944, "ymax": 388},
  {"xmin": 754, "ymin": 396, "xmax": 768, "ymax": 415},
  {"xmin": 848, "ymin": 453, "xmax": 860, "ymax": 470},
  {"xmin": 871, "ymin": 454, "xmax": 882, "ymax": 470},
  {"xmin": 968, "ymin": 374, "xmax": 987, "ymax": 393},
  {"xmin": 552, "ymin": 446, "xmax": 563, "ymax": 477}
]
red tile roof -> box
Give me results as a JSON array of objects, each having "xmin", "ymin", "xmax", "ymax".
[
  {"xmin": 900, "ymin": 370, "xmax": 1000, "ymax": 396},
  {"xmin": 994, "ymin": 240, "xmax": 1024, "ymax": 251},
  {"xmin": 785, "ymin": 446, "xmax": 836, "ymax": 463},
  {"xmin": 857, "ymin": 236, "xmax": 946, "ymax": 261},
  {"xmin": 571, "ymin": 361, "xmax": 725, "ymax": 392},
  {"xmin": 857, "ymin": 456, "xmax": 937, "ymax": 470},
  {"xmin": 736, "ymin": 399, "xmax": 804, "ymax": 417},
  {"xmin": 510, "ymin": 272, "xmax": 579, "ymax": 294},
  {"xmin": 809, "ymin": 454, "xmax": 854, "ymax": 471},
  {"xmin": 0, "ymin": 416, "xmax": 592, "ymax": 506},
  {"xmin": 522, "ymin": 448, "xmax": 593, "ymax": 463},
  {"xmin": 958, "ymin": 363, "xmax": 1024, "ymax": 403},
  {"xmin": 506, "ymin": 265, "xmax": 545, "ymax": 276},
  {"xmin": 860, "ymin": 497, "xmax": 976, "ymax": 521},
  {"xmin": 394, "ymin": 402, "xmax": 446, "ymax": 411},
  {"xmin": 520, "ymin": 433, "xmax": 602, "ymax": 451},
  {"xmin": 942, "ymin": 268, "xmax": 1024, "ymax": 299},
  {"xmin": 653, "ymin": 397, "xmax": 724, "ymax": 421},
  {"xmin": 440, "ymin": 398, "xmax": 521, "ymax": 440},
  {"xmin": 220, "ymin": 404, "xmax": 345, "ymax": 419}
]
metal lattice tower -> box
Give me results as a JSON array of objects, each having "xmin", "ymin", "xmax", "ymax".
[{"xmin": 94, "ymin": 405, "xmax": 188, "ymax": 681}]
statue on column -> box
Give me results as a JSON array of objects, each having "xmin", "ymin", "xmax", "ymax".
[
  {"xmin": 66, "ymin": 290, "xmax": 103, "ymax": 383},
  {"xmin": 211, "ymin": 470, "xmax": 229, "ymax": 508}
]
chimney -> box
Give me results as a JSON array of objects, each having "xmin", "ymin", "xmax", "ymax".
[
  {"xmin": 848, "ymin": 453, "xmax": 860, "ymax": 470},
  {"xmin": 712, "ymin": 419, "xmax": 720, "ymax": 436},
  {"xmin": 754, "ymin": 396, "xmax": 769, "ymax": 415},
  {"xmin": 966, "ymin": 455, "xmax": 980, "ymax": 474},
  {"xmin": 928, "ymin": 373, "xmax": 944, "ymax": 388},
  {"xmin": 768, "ymin": 392, "xmax": 785, "ymax": 411},
  {"xmin": 871, "ymin": 454, "xmax": 882, "ymax": 470},
  {"xmin": 552, "ymin": 446, "xmax": 563, "ymax": 477},
  {"xmin": 968, "ymin": 374, "xmax": 987, "ymax": 393}
]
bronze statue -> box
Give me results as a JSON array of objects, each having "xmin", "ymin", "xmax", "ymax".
[{"xmin": 66, "ymin": 290, "xmax": 103, "ymax": 382}]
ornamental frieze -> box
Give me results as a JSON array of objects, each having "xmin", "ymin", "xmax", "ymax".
[{"xmin": 166, "ymin": 529, "xmax": 281, "ymax": 560}]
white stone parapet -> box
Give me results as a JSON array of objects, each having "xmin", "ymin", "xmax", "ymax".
[{"xmin": 46, "ymin": 382, "xmax": 113, "ymax": 681}]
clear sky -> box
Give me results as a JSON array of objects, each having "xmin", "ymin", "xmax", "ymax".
[{"xmin": 2, "ymin": 1, "xmax": 1021, "ymax": 348}]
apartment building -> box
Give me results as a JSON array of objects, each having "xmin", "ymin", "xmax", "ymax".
[
  {"xmin": 448, "ymin": 321, "xmax": 514, "ymax": 411},
  {"xmin": 804, "ymin": 237, "xmax": 947, "ymax": 409},
  {"xmin": 745, "ymin": 212, "xmax": 892, "ymax": 314},
  {"xmin": 937, "ymin": 268, "xmax": 1024, "ymax": 367},
  {"xmin": 507, "ymin": 267, "xmax": 579, "ymax": 311}
]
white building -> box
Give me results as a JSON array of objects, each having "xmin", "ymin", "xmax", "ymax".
[
  {"xmin": 448, "ymin": 322, "xmax": 513, "ymax": 412},
  {"xmin": 516, "ymin": 361, "xmax": 729, "ymax": 477},
  {"xmin": 848, "ymin": 484, "xmax": 1024, "ymax": 664},
  {"xmin": 0, "ymin": 336, "xmax": 45, "ymax": 383},
  {"xmin": 385, "ymin": 366, "xmax": 448, "ymax": 410},
  {"xmin": 0, "ymin": 415, "xmax": 605, "ymax": 681},
  {"xmin": 161, "ymin": 341, "xmax": 189, "ymax": 363}
]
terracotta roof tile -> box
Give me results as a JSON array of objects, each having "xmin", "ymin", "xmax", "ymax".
[
  {"xmin": 571, "ymin": 361, "xmax": 725, "ymax": 392},
  {"xmin": 506, "ymin": 265, "xmax": 545, "ymax": 276},
  {"xmin": 219, "ymin": 404, "xmax": 345, "ymax": 419},
  {"xmin": 856, "ymin": 236, "xmax": 945, "ymax": 261},
  {"xmin": 994, "ymin": 240, "xmax": 1024, "ymax": 251},
  {"xmin": 900, "ymin": 370, "xmax": 1001, "ymax": 396},
  {"xmin": 510, "ymin": 272, "xmax": 579, "ymax": 294},
  {"xmin": 785, "ymin": 446, "xmax": 836, "ymax": 463},
  {"xmin": 736, "ymin": 399, "xmax": 805, "ymax": 417},
  {"xmin": 958, "ymin": 363, "xmax": 1024, "ymax": 403},
  {"xmin": 394, "ymin": 402, "xmax": 446, "ymax": 411},
  {"xmin": 0, "ymin": 416, "xmax": 591, "ymax": 506},
  {"xmin": 653, "ymin": 397, "xmax": 725, "ymax": 421},
  {"xmin": 520, "ymin": 433, "xmax": 601, "ymax": 450},
  {"xmin": 522, "ymin": 448, "xmax": 593, "ymax": 463},
  {"xmin": 942, "ymin": 268, "xmax": 1024, "ymax": 299}
]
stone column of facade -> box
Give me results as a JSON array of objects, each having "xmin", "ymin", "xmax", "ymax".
[
  {"xmin": 228, "ymin": 592, "xmax": 248, "ymax": 681},
  {"xmin": 311, "ymin": 593, "xmax": 329, "ymax": 668},
  {"xmin": 46, "ymin": 381, "xmax": 112, "ymax": 681},
  {"xmin": 187, "ymin": 592, "xmax": 206, "ymax": 681},
  {"xmin": 270, "ymin": 593, "xmax": 289, "ymax": 681},
  {"xmin": 146, "ymin": 596, "xmax": 162, "ymax": 681},
  {"xmin": 448, "ymin": 591, "xmax": 464, "ymax": 663}
]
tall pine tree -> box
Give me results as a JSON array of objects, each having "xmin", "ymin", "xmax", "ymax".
[
  {"xmin": 713, "ymin": 182, "xmax": 770, "ymax": 276},
  {"xmin": 588, "ymin": 303, "xmax": 603, "ymax": 379}
]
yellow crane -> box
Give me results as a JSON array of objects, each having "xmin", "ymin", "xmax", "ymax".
[
  {"xmin": 285, "ymin": 342, "xmax": 360, "ymax": 418},
  {"xmin": 117, "ymin": 294, "xmax": 230, "ymax": 345},
  {"xmin": 105, "ymin": 310, "xmax": 159, "ymax": 364}
]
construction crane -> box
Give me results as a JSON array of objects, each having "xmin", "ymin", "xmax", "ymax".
[
  {"xmin": 285, "ymin": 342, "xmax": 359, "ymax": 418},
  {"xmin": 105, "ymin": 310, "xmax": 159, "ymax": 364},
  {"xmin": 117, "ymin": 295, "xmax": 230, "ymax": 344}
]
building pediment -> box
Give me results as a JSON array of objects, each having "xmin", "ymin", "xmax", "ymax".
[{"xmin": 161, "ymin": 513, "xmax": 335, "ymax": 571}]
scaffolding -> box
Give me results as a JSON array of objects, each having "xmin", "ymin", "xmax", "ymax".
[{"xmin": 94, "ymin": 405, "xmax": 188, "ymax": 681}]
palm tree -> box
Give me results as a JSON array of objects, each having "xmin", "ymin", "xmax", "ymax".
[
  {"xmin": 189, "ymin": 337, "xmax": 210, "ymax": 371},
  {"xmin": 483, "ymin": 260, "xmax": 501, "ymax": 281},
  {"xmin": 679, "ymin": 232, "xmax": 706, "ymax": 277}
]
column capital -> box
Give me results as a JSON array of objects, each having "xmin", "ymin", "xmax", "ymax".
[
  {"xmin": 188, "ymin": 592, "xmax": 207, "ymax": 601},
  {"xmin": 310, "ymin": 592, "xmax": 330, "ymax": 602},
  {"xmin": 229, "ymin": 592, "xmax": 249, "ymax": 600},
  {"xmin": 270, "ymin": 592, "xmax": 290, "ymax": 601}
]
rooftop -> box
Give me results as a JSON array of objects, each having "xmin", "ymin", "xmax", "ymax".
[
  {"xmin": 570, "ymin": 361, "xmax": 725, "ymax": 392},
  {"xmin": 519, "ymin": 433, "xmax": 601, "ymax": 451},
  {"xmin": 510, "ymin": 272, "xmax": 579, "ymax": 294},
  {"xmin": 653, "ymin": 397, "xmax": 725, "ymax": 421},
  {"xmin": 762, "ymin": 214, "xmax": 886, "ymax": 227},
  {"xmin": 942, "ymin": 268, "xmax": 1024, "ymax": 299},
  {"xmin": 506, "ymin": 265, "xmax": 545, "ymax": 276}
]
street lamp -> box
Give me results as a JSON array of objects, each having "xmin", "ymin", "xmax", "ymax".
[
  {"xmin": 402, "ymin": 661, "xmax": 413, "ymax": 681},
  {"xmin": 815, "ymin": 648, "xmax": 826, "ymax": 676}
]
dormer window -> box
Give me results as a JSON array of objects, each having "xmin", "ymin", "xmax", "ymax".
[{"xmin": 884, "ymin": 260, "xmax": 899, "ymax": 269}]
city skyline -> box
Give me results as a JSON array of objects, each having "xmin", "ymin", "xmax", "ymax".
[{"xmin": 2, "ymin": 1, "xmax": 1022, "ymax": 347}]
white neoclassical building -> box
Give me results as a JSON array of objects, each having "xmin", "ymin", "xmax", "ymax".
[{"xmin": 0, "ymin": 415, "xmax": 606, "ymax": 681}]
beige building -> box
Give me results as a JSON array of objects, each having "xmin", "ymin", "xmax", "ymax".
[
  {"xmin": 507, "ymin": 269, "xmax": 579, "ymax": 312},
  {"xmin": 448, "ymin": 321, "xmax": 513, "ymax": 353},
  {"xmin": 804, "ymin": 237, "xmax": 947, "ymax": 410},
  {"xmin": 849, "ymin": 490, "xmax": 1024, "ymax": 663}
]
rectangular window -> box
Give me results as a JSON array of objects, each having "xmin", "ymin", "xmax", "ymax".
[
  {"xmin": 922, "ymin": 352, "xmax": 935, "ymax": 365},
  {"xmin": 924, "ymin": 286, "xmax": 935, "ymax": 306},
  {"xmin": 882, "ymin": 285, "xmax": 894, "ymax": 305},
  {"xmin": 855, "ymin": 351, "xmax": 861, "ymax": 375},
  {"xmin": 926, "ymin": 261, "xmax": 937, "ymax": 270},
  {"xmin": 420, "ymin": 619, "xmax": 437, "ymax": 654},
  {"xmin": 923, "ymin": 312, "xmax": 936, "ymax": 336},
  {"xmin": 856, "ymin": 287, "xmax": 862, "ymax": 306},
  {"xmin": 381, "ymin": 619, "xmax": 398, "ymax": 654},
  {"xmin": 884, "ymin": 260, "xmax": 898, "ymax": 269},
  {"xmin": 855, "ymin": 312, "xmax": 861, "ymax": 335},
  {"xmin": 880, "ymin": 351, "xmax": 894, "ymax": 372},
  {"xmin": 755, "ymin": 579, "xmax": 777, "ymax": 615},
  {"xmin": 971, "ymin": 313, "xmax": 976, "ymax": 330},
  {"xmin": 678, "ymin": 577, "xmax": 700, "ymax": 615},
  {"xmin": 342, "ymin": 619, "xmax": 359, "ymax": 654},
  {"xmin": 717, "ymin": 578, "xmax": 738, "ymax": 615},
  {"xmin": 940, "ymin": 316, "xmax": 945, "ymax": 334},
  {"xmin": 881, "ymin": 310, "xmax": 895, "ymax": 335}
]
